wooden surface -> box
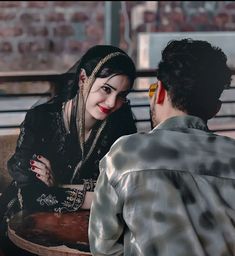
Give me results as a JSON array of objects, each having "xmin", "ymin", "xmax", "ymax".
[{"xmin": 8, "ymin": 210, "xmax": 91, "ymax": 256}]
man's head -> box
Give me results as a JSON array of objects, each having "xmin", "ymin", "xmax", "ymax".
[{"xmin": 150, "ymin": 38, "xmax": 232, "ymax": 126}]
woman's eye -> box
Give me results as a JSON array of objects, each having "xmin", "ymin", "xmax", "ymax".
[{"xmin": 101, "ymin": 86, "xmax": 111, "ymax": 94}]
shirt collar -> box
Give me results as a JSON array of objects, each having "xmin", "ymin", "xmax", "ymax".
[{"xmin": 152, "ymin": 115, "xmax": 209, "ymax": 133}]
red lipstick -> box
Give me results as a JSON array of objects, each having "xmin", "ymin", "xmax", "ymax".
[{"xmin": 98, "ymin": 105, "xmax": 111, "ymax": 114}]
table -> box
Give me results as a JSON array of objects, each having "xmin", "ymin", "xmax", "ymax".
[{"xmin": 8, "ymin": 210, "xmax": 92, "ymax": 256}]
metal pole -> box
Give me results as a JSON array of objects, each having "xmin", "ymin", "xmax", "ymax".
[{"xmin": 105, "ymin": 1, "xmax": 121, "ymax": 46}]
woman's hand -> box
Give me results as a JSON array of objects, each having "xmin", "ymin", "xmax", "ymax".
[{"xmin": 30, "ymin": 155, "xmax": 55, "ymax": 187}]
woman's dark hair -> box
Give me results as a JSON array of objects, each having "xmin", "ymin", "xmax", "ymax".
[
  {"xmin": 61, "ymin": 45, "xmax": 136, "ymax": 100},
  {"xmin": 157, "ymin": 38, "xmax": 232, "ymax": 120},
  {"xmin": 81, "ymin": 45, "xmax": 136, "ymax": 83}
]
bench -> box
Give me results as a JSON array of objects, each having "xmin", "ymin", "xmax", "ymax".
[{"xmin": 0, "ymin": 134, "xmax": 18, "ymax": 193}]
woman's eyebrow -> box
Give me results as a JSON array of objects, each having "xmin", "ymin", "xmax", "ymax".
[
  {"xmin": 104, "ymin": 83, "xmax": 116, "ymax": 91},
  {"xmin": 104, "ymin": 83, "xmax": 129, "ymax": 93}
]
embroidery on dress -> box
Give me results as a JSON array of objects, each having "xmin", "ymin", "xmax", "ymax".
[
  {"xmin": 17, "ymin": 126, "xmax": 25, "ymax": 148},
  {"xmin": 54, "ymin": 188, "xmax": 85, "ymax": 213},
  {"xmin": 36, "ymin": 194, "xmax": 59, "ymax": 206},
  {"xmin": 54, "ymin": 112, "xmax": 67, "ymax": 154},
  {"xmin": 101, "ymin": 134, "xmax": 108, "ymax": 147},
  {"xmin": 83, "ymin": 179, "xmax": 96, "ymax": 191},
  {"xmin": 17, "ymin": 188, "xmax": 23, "ymax": 209}
]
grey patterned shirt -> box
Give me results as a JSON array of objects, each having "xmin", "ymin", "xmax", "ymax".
[{"xmin": 89, "ymin": 115, "xmax": 235, "ymax": 256}]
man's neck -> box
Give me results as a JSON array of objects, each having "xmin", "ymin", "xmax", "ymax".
[{"xmin": 157, "ymin": 106, "xmax": 186, "ymax": 127}]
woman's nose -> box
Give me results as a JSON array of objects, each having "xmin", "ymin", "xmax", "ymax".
[{"xmin": 105, "ymin": 94, "xmax": 117, "ymax": 108}]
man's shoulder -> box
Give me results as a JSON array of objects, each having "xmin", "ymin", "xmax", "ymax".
[
  {"xmin": 108, "ymin": 131, "xmax": 154, "ymax": 154},
  {"xmin": 213, "ymin": 132, "xmax": 235, "ymax": 143},
  {"xmin": 101, "ymin": 128, "xmax": 235, "ymax": 185},
  {"xmin": 100, "ymin": 131, "xmax": 160, "ymax": 182}
]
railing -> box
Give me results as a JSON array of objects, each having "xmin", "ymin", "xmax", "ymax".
[{"xmin": 0, "ymin": 69, "xmax": 235, "ymax": 135}]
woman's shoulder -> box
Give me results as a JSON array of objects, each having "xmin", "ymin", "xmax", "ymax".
[
  {"xmin": 29, "ymin": 97, "xmax": 63, "ymax": 114},
  {"xmin": 24, "ymin": 98, "xmax": 64, "ymax": 127}
]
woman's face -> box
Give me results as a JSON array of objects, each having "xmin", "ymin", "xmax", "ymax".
[{"xmin": 85, "ymin": 74, "xmax": 131, "ymax": 122}]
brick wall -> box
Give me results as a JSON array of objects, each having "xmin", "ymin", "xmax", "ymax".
[
  {"xmin": 0, "ymin": 1, "xmax": 234, "ymax": 72},
  {"xmin": 0, "ymin": 1, "xmax": 106, "ymax": 71},
  {"xmin": 135, "ymin": 2, "xmax": 235, "ymax": 32}
]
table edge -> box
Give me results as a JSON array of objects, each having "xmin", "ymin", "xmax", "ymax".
[{"xmin": 8, "ymin": 224, "xmax": 91, "ymax": 256}]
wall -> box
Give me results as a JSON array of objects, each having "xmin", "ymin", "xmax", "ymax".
[
  {"xmin": 0, "ymin": 1, "xmax": 106, "ymax": 71},
  {"xmin": 0, "ymin": 1, "xmax": 235, "ymax": 72}
]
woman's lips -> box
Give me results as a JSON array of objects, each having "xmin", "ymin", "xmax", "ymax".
[{"xmin": 98, "ymin": 105, "xmax": 111, "ymax": 114}]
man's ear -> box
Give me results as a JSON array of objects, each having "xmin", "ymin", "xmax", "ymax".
[
  {"xmin": 79, "ymin": 69, "xmax": 88, "ymax": 85},
  {"xmin": 155, "ymin": 80, "xmax": 166, "ymax": 104}
]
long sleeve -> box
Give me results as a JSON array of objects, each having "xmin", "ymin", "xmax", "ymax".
[
  {"xmin": 7, "ymin": 109, "xmax": 39, "ymax": 187},
  {"xmin": 20, "ymin": 184, "xmax": 86, "ymax": 213},
  {"xmin": 89, "ymin": 168, "xmax": 124, "ymax": 256}
]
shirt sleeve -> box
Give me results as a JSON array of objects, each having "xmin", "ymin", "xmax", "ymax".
[{"xmin": 89, "ymin": 167, "xmax": 124, "ymax": 256}]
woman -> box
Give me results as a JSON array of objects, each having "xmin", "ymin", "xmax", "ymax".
[{"xmin": 0, "ymin": 45, "xmax": 136, "ymax": 236}]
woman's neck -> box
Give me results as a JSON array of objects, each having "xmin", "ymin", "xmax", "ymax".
[
  {"xmin": 84, "ymin": 111, "xmax": 97, "ymax": 135},
  {"xmin": 64, "ymin": 97, "xmax": 98, "ymax": 141}
]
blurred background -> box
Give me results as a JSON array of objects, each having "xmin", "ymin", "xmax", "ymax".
[{"xmin": 0, "ymin": 1, "xmax": 235, "ymax": 136}]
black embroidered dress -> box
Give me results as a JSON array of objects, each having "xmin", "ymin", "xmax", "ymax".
[{"xmin": 7, "ymin": 97, "xmax": 136, "ymax": 212}]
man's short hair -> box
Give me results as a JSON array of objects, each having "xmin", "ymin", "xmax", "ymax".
[{"xmin": 157, "ymin": 38, "xmax": 232, "ymax": 120}]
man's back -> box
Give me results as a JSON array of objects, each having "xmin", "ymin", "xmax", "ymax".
[
  {"xmin": 90, "ymin": 115, "xmax": 235, "ymax": 255},
  {"xmin": 89, "ymin": 38, "xmax": 234, "ymax": 256}
]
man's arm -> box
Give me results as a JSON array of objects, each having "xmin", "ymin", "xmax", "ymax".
[{"xmin": 89, "ymin": 169, "xmax": 124, "ymax": 256}]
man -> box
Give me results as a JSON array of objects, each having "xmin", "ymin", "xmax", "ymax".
[{"xmin": 89, "ymin": 39, "xmax": 234, "ymax": 255}]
